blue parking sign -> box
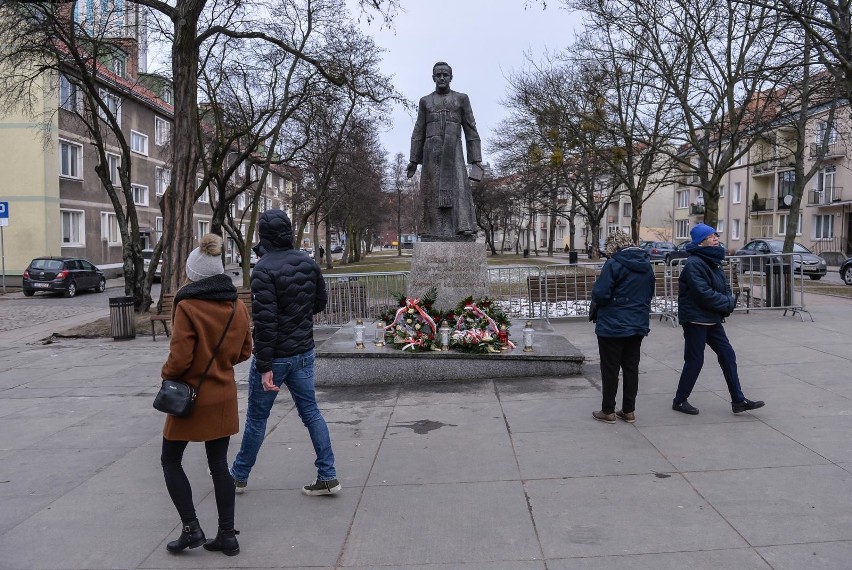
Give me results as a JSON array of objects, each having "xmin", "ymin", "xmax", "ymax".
[{"xmin": 0, "ymin": 202, "xmax": 7, "ymax": 227}]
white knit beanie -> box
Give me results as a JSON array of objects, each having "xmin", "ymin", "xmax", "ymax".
[{"xmin": 185, "ymin": 234, "xmax": 224, "ymax": 282}]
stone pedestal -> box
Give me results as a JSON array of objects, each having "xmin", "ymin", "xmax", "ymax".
[{"xmin": 408, "ymin": 241, "xmax": 489, "ymax": 312}]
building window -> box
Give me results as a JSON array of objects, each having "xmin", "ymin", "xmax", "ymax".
[
  {"xmin": 622, "ymin": 203, "xmax": 631, "ymax": 218},
  {"xmin": 59, "ymin": 140, "xmax": 83, "ymax": 179},
  {"xmin": 814, "ymin": 214, "xmax": 834, "ymax": 239},
  {"xmin": 131, "ymin": 184, "xmax": 148, "ymax": 206},
  {"xmin": 130, "ymin": 130, "xmax": 148, "ymax": 155},
  {"xmin": 155, "ymin": 117, "xmax": 171, "ymax": 146},
  {"xmin": 98, "ymin": 89, "xmax": 121, "ymax": 124},
  {"xmin": 197, "ymin": 220, "xmax": 209, "ymax": 238},
  {"xmin": 100, "ymin": 212, "xmax": 121, "ymax": 245},
  {"xmin": 155, "ymin": 167, "xmax": 171, "ymax": 196},
  {"xmin": 155, "ymin": 217, "xmax": 163, "ymax": 244},
  {"xmin": 197, "ymin": 179, "xmax": 209, "ymax": 203},
  {"xmin": 731, "ymin": 219, "xmax": 741, "ymax": 240},
  {"xmin": 59, "ymin": 75, "xmax": 79, "ymax": 112},
  {"xmin": 732, "ymin": 182, "xmax": 741, "ymax": 204},
  {"xmin": 162, "ymin": 85, "xmax": 173, "ymax": 105},
  {"xmin": 677, "ymin": 191, "xmax": 689, "ymax": 209},
  {"xmin": 778, "ymin": 170, "xmax": 795, "ymax": 202},
  {"xmin": 106, "ymin": 153, "xmax": 120, "ymax": 186},
  {"xmin": 237, "ymin": 193, "xmax": 246, "ymax": 210},
  {"xmin": 676, "ymin": 220, "xmax": 689, "ymax": 239},
  {"xmin": 778, "ymin": 213, "xmax": 802, "ymax": 235},
  {"xmin": 111, "ymin": 55, "xmax": 125, "ymax": 78},
  {"xmin": 719, "ymin": 184, "xmax": 725, "ymax": 198},
  {"xmin": 60, "ymin": 210, "xmax": 85, "ymax": 246},
  {"xmin": 717, "ymin": 219, "xmax": 725, "ymax": 234}
]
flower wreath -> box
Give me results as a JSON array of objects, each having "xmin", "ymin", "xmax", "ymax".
[
  {"xmin": 449, "ymin": 296, "xmax": 514, "ymax": 353},
  {"xmin": 381, "ymin": 287, "xmax": 442, "ymax": 351}
]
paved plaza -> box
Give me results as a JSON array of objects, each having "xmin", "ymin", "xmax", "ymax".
[{"xmin": 0, "ymin": 290, "xmax": 851, "ymax": 568}]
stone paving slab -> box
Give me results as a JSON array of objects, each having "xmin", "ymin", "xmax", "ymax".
[{"xmin": 0, "ymin": 293, "xmax": 851, "ymax": 568}]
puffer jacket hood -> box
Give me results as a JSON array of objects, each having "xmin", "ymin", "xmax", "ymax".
[
  {"xmin": 611, "ymin": 247, "xmax": 651, "ymax": 272},
  {"xmin": 258, "ymin": 209, "xmax": 293, "ymax": 251}
]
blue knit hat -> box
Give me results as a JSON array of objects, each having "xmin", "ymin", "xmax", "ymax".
[{"xmin": 690, "ymin": 223, "xmax": 718, "ymax": 245}]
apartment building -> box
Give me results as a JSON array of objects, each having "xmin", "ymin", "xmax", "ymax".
[{"xmin": 0, "ymin": 22, "xmax": 297, "ymax": 277}]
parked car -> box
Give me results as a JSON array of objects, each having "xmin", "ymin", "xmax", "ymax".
[
  {"xmin": 22, "ymin": 256, "xmax": 105, "ymax": 297},
  {"xmin": 330, "ymin": 244, "xmax": 343, "ymax": 254},
  {"xmin": 141, "ymin": 249, "xmax": 163, "ymax": 281},
  {"xmin": 840, "ymin": 257, "xmax": 852, "ymax": 285},
  {"xmin": 643, "ymin": 241, "xmax": 677, "ymax": 261},
  {"xmin": 734, "ymin": 239, "xmax": 827, "ymax": 279}
]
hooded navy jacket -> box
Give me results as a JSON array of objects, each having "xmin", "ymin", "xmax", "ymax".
[
  {"xmin": 591, "ymin": 246, "xmax": 655, "ymax": 337},
  {"xmin": 677, "ymin": 244, "xmax": 734, "ymax": 325},
  {"xmin": 251, "ymin": 210, "xmax": 327, "ymax": 372}
]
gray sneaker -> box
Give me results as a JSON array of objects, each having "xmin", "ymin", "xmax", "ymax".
[
  {"xmin": 234, "ymin": 478, "xmax": 247, "ymax": 494},
  {"xmin": 302, "ymin": 478, "xmax": 341, "ymax": 496}
]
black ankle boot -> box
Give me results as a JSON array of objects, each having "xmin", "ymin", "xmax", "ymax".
[
  {"xmin": 203, "ymin": 529, "xmax": 240, "ymax": 556},
  {"xmin": 166, "ymin": 519, "xmax": 206, "ymax": 552}
]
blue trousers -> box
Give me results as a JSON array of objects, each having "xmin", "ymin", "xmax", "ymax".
[
  {"xmin": 674, "ymin": 323, "xmax": 745, "ymax": 404},
  {"xmin": 231, "ymin": 351, "xmax": 336, "ymax": 482}
]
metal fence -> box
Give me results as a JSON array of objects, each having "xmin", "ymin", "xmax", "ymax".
[{"xmin": 315, "ymin": 253, "xmax": 811, "ymax": 326}]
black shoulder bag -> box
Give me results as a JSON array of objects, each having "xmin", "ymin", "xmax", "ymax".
[{"xmin": 153, "ymin": 300, "xmax": 237, "ymax": 417}]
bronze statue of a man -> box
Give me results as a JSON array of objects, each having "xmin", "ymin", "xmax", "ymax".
[{"xmin": 407, "ymin": 62, "xmax": 482, "ymax": 241}]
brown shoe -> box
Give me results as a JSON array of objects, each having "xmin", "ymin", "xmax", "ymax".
[
  {"xmin": 592, "ymin": 410, "xmax": 616, "ymax": 424},
  {"xmin": 616, "ymin": 410, "xmax": 636, "ymax": 423}
]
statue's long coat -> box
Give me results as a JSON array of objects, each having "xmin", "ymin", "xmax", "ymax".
[{"xmin": 409, "ymin": 90, "xmax": 482, "ymax": 239}]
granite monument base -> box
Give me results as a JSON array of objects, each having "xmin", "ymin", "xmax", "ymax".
[
  {"xmin": 314, "ymin": 320, "xmax": 584, "ymax": 386},
  {"xmin": 408, "ymin": 241, "xmax": 488, "ymax": 312}
]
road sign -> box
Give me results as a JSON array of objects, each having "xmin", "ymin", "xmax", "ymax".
[{"xmin": 0, "ymin": 202, "xmax": 7, "ymax": 227}]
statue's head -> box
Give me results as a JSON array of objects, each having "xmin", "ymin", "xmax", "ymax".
[{"xmin": 432, "ymin": 62, "xmax": 452, "ymax": 92}]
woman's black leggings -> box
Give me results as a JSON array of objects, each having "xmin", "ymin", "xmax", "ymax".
[{"xmin": 161, "ymin": 436, "xmax": 234, "ymax": 531}]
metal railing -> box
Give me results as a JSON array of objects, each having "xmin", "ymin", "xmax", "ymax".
[
  {"xmin": 315, "ymin": 253, "xmax": 812, "ymax": 326},
  {"xmin": 807, "ymin": 186, "xmax": 844, "ymax": 206}
]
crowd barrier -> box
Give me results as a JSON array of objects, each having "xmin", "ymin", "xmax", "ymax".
[{"xmin": 314, "ymin": 253, "xmax": 812, "ymax": 326}]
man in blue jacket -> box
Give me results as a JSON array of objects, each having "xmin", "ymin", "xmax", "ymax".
[
  {"xmin": 671, "ymin": 223, "xmax": 765, "ymax": 415},
  {"xmin": 591, "ymin": 231, "xmax": 656, "ymax": 424},
  {"xmin": 230, "ymin": 209, "xmax": 340, "ymax": 496}
]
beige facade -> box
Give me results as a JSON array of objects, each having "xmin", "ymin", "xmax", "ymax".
[{"xmin": 0, "ymin": 71, "xmax": 60, "ymax": 275}]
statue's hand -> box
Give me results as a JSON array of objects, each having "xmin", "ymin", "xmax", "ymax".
[{"xmin": 406, "ymin": 162, "xmax": 418, "ymax": 178}]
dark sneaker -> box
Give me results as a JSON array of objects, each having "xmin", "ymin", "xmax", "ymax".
[
  {"xmin": 616, "ymin": 410, "xmax": 636, "ymax": 423},
  {"xmin": 234, "ymin": 478, "xmax": 247, "ymax": 494},
  {"xmin": 302, "ymin": 478, "xmax": 342, "ymax": 496},
  {"xmin": 732, "ymin": 399, "xmax": 765, "ymax": 414},
  {"xmin": 672, "ymin": 400, "xmax": 700, "ymax": 415},
  {"xmin": 592, "ymin": 410, "xmax": 616, "ymax": 424}
]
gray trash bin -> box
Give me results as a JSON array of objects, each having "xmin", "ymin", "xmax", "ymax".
[
  {"xmin": 764, "ymin": 265, "xmax": 792, "ymax": 308},
  {"xmin": 109, "ymin": 296, "xmax": 136, "ymax": 340}
]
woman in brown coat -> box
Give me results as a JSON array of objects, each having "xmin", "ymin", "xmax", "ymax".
[{"xmin": 160, "ymin": 234, "xmax": 252, "ymax": 557}]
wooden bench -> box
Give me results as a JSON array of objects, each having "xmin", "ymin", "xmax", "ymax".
[{"xmin": 150, "ymin": 289, "xmax": 253, "ymax": 341}]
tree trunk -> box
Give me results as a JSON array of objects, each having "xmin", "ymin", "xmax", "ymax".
[{"xmin": 161, "ymin": 0, "xmax": 204, "ymax": 295}]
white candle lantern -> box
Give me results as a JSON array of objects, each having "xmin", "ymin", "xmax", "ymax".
[
  {"xmin": 439, "ymin": 320, "xmax": 451, "ymax": 351},
  {"xmin": 354, "ymin": 318, "xmax": 366, "ymax": 349},
  {"xmin": 374, "ymin": 320, "xmax": 386, "ymax": 346},
  {"xmin": 522, "ymin": 320, "xmax": 535, "ymax": 352}
]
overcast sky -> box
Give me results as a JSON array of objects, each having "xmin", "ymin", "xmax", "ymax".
[{"xmin": 358, "ymin": 1, "xmax": 584, "ymax": 163}]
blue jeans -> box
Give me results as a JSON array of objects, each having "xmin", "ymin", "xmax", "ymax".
[
  {"xmin": 231, "ymin": 351, "xmax": 336, "ymax": 482},
  {"xmin": 674, "ymin": 323, "xmax": 745, "ymax": 404}
]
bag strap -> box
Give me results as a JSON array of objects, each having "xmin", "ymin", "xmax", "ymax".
[{"xmin": 195, "ymin": 300, "xmax": 237, "ymax": 393}]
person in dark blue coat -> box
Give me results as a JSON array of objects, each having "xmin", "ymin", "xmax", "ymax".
[
  {"xmin": 591, "ymin": 231, "xmax": 656, "ymax": 424},
  {"xmin": 671, "ymin": 224, "xmax": 765, "ymax": 415}
]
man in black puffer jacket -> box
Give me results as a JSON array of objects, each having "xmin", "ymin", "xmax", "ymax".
[
  {"xmin": 230, "ymin": 210, "xmax": 341, "ymax": 496},
  {"xmin": 671, "ymin": 224, "xmax": 764, "ymax": 416}
]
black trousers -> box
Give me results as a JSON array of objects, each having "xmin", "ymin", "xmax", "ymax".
[
  {"xmin": 597, "ymin": 335, "xmax": 644, "ymax": 414},
  {"xmin": 161, "ymin": 436, "xmax": 234, "ymax": 531}
]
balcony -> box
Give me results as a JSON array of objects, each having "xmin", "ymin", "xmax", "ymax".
[
  {"xmin": 809, "ymin": 142, "xmax": 846, "ymax": 159},
  {"xmin": 751, "ymin": 197, "xmax": 769, "ymax": 212},
  {"xmin": 689, "ymin": 204, "xmax": 705, "ymax": 216},
  {"xmin": 808, "ymin": 187, "xmax": 845, "ymax": 206}
]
